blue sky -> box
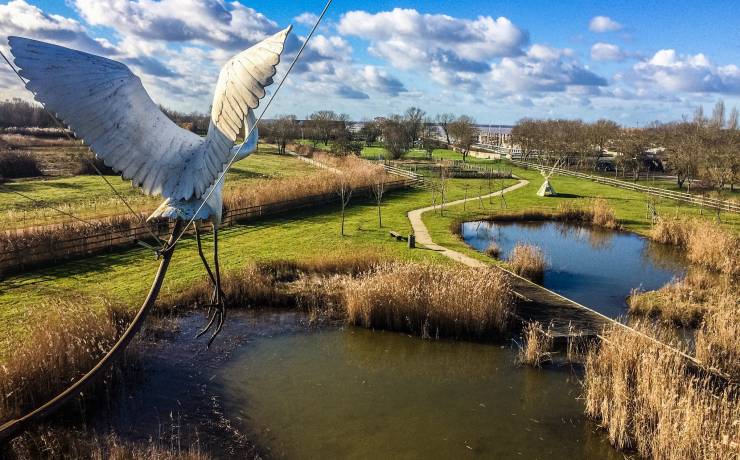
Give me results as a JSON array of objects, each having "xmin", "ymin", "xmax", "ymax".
[{"xmin": 1, "ymin": 0, "xmax": 739, "ymax": 124}]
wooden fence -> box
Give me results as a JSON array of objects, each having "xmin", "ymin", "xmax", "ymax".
[
  {"xmin": 510, "ymin": 159, "xmax": 740, "ymax": 213},
  {"xmin": 0, "ymin": 178, "xmax": 414, "ymax": 277}
]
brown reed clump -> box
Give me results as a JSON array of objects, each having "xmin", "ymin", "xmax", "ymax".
[
  {"xmin": 0, "ymin": 151, "xmax": 43, "ymax": 181},
  {"xmin": 0, "ymin": 297, "xmax": 134, "ymax": 423},
  {"xmin": 4, "ymin": 427, "xmax": 210, "ymax": 460},
  {"xmin": 583, "ymin": 322, "xmax": 739, "ymax": 459},
  {"xmin": 484, "ymin": 242, "xmax": 501, "ymax": 258},
  {"xmin": 508, "ymin": 243, "xmax": 547, "ymax": 282},
  {"xmin": 517, "ymin": 322, "xmax": 553, "ymax": 367},
  {"xmin": 590, "ymin": 198, "xmax": 619, "ymax": 229},
  {"xmin": 649, "ymin": 217, "xmax": 739, "ymax": 276},
  {"xmin": 695, "ymin": 300, "xmax": 740, "ymax": 381},
  {"xmin": 344, "ymin": 262, "xmax": 514, "ymax": 339}
]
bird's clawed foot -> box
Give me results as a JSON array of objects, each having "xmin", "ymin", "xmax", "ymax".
[{"xmin": 196, "ymin": 286, "xmax": 226, "ymax": 347}]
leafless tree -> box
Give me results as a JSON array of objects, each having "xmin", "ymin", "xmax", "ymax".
[
  {"xmin": 337, "ymin": 176, "xmax": 353, "ymax": 236},
  {"xmin": 711, "ymin": 99, "xmax": 726, "ymax": 129},
  {"xmin": 435, "ymin": 113, "xmax": 455, "ymax": 146},
  {"xmin": 404, "ymin": 107, "xmax": 426, "ymax": 148},
  {"xmin": 448, "ymin": 115, "xmax": 478, "ymax": 162},
  {"xmin": 371, "ymin": 173, "xmax": 386, "ymax": 227},
  {"xmin": 380, "ymin": 115, "xmax": 408, "ymax": 159},
  {"xmin": 727, "ymin": 107, "xmax": 739, "ymax": 130},
  {"xmin": 359, "ymin": 119, "xmax": 381, "ymax": 146},
  {"xmin": 269, "ymin": 115, "xmax": 299, "ymax": 154}
]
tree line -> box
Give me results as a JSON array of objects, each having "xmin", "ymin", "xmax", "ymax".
[{"xmin": 511, "ymin": 100, "xmax": 739, "ymax": 190}]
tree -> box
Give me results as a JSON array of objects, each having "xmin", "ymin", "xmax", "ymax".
[
  {"xmin": 589, "ymin": 119, "xmax": 619, "ymax": 169},
  {"xmin": 613, "ymin": 129, "xmax": 649, "ymax": 180},
  {"xmin": 448, "ymin": 115, "xmax": 478, "ymax": 162},
  {"xmin": 371, "ymin": 173, "xmax": 386, "ymax": 227},
  {"xmin": 404, "ymin": 107, "xmax": 426, "ymax": 148},
  {"xmin": 306, "ymin": 110, "xmax": 348, "ymax": 146},
  {"xmin": 270, "ymin": 115, "xmax": 299, "ymax": 154},
  {"xmin": 380, "ymin": 115, "xmax": 408, "ymax": 159},
  {"xmin": 358, "ymin": 119, "xmax": 381, "ymax": 146},
  {"xmin": 337, "ymin": 176, "xmax": 353, "ymax": 236},
  {"xmin": 727, "ymin": 107, "xmax": 739, "ymax": 130},
  {"xmin": 711, "ymin": 99, "xmax": 725, "ymax": 129},
  {"xmin": 435, "ymin": 113, "xmax": 455, "ymax": 146}
]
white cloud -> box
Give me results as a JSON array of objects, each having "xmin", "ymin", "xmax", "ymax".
[
  {"xmin": 633, "ymin": 49, "xmax": 740, "ymax": 94},
  {"xmin": 589, "ymin": 16, "xmax": 623, "ymax": 33},
  {"xmin": 73, "ymin": 0, "xmax": 279, "ymax": 50},
  {"xmin": 591, "ymin": 42, "xmax": 625, "ymax": 61},
  {"xmin": 338, "ymin": 8, "xmax": 527, "ymax": 68},
  {"xmin": 294, "ymin": 12, "xmax": 319, "ymax": 26},
  {"xmin": 487, "ymin": 44, "xmax": 607, "ymax": 94}
]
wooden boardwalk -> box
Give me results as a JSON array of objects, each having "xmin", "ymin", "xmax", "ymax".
[{"xmin": 407, "ymin": 181, "xmax": 611, "ymax": 338}]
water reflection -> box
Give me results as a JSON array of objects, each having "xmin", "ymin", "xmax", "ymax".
[
  {"xmin": 219, "ymin": 326, "xmax": 621, "ymax": 459},
  {"xmin": 463, "ymin": 221, "xmax": 688, "ymax": 318}
]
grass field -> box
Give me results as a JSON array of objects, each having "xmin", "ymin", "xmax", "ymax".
[
  {"xmin": 0, "ymin": 145, "xmax": 319, "ymax": 230},
  {"xmin": 1, "ymin": 146, "xmax": 738, "ymax": 358}
]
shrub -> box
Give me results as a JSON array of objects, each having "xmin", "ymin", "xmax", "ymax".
[
  {"xmin": 345, "ymin": 262, "xmax": 514, "ymax": 339},
  {"xmin": 508, "ymin": 243, "xmax": 547, "ymax": 282},
  {"xmin": 0, "ymin": 151, "xmax": 42, "ymax": 181},
  {"xmin": 484, "ymin": 242, "xmax": 501, "ymax": 258}
]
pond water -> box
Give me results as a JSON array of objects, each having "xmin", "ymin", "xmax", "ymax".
[
  {"xmin": 217, "ymin": 316, "xmax": 621, "ymax": 459},
  {"xmin": 462, "ymin": 221, "xmax": 688, "ymax": 318}
]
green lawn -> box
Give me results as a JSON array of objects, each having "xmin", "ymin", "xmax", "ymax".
[
  {"xmin": 2, "ymin": 152, "xmax": 738, "ymax": 359},
  {"xmin": 0, "ymin": 145, "xmax": 319, "ymax": 230}
]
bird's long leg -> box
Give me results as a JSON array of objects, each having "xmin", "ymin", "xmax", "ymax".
[
  {"xmin": 208, "ymin": 223, "xmax": 226, "ymax": 347},
  {"xmin": 195, "ymin": 221, "xmax": 220, "ymax": 339}
]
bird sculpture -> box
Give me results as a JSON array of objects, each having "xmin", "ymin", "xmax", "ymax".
[{"xmin": 8, "ymin": 26, "xmax": 292, "ymax": 344}]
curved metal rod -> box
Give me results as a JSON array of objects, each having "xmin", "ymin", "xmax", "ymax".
[{"xmin": 0, "ymin": 220, "xmax": 183, "ymax": 445}]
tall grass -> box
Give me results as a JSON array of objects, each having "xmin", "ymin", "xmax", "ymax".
[
  {"xmin": 4, "ymin": 427, "xmax": 209, "ymax": 460},
  {"xmin": 345, "ymin": 262, "xmax": 514, "ymax": 339},
  {"xmin": 508, "ymin": 243, "xmax": 547, "ymax": 282},
  {"xmin": 484, "ymin": 241, "xmax": 501, "ymax": 258},
  {"xmin": 479, "ymin": 198, "xmax": 621, "ymax": 230},
  {"xmin": 583, "ymin": 322, "xmax": 739, "ymax": 459},
  {"xmin": 0, "ymin": 297, "xmax": 134, "ymax": 423},
  {"xmin": 517, "ymin": 322, "xmax": 553, "ymax": 367},
  {"xmin": 695, "ymin": 300, "xmax": 740, "ymax": 381},
  {"xmin": 650, "ymin": 217, "xmax": 739, "ymax": 276}
]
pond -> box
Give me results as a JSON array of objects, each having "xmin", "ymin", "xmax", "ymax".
[
  {"xmin": 461, "ymin": 220, "xmax": 688, "ymax": 318},
  {"xmin": 104, "ymin": 311, "xmax": 621, "ymax": 459}
]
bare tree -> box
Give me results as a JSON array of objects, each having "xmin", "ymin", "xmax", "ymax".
[
  {"xmin": 727, "ymin": 107, "xmax": 739, "ymax": 130},
  {"xmin": 271, "ymin": 115, "xmax": 299, "ymax": 154},
  {"xmin": 589, "ymin": 119, "xmax": 619, "ymax": 169},
  {"xmin": 436, "ymin": 113, "xmax": 455, "ymax": 146},
  {"xmin": 404, "ymin": 107, "xmax": 426, "ymax": 149},
  {"xmin": 371, "ymin": 173, "xmax": 386, "ymax": 227},
  {"xmin": 359, "ymin": 119, "xmax": 381, "ymax": 146},
  {"xmin": 448, "ymin": 115, "xmax": 478, "ymax": 162},
  {"xmin": 711, "ymin": 99, "xmax": 726, "ymax": 129},
  {"xmin": 337, "ymin": 176, "xmax": 353, "ymax": 236},
  {"xmin": 380, "ymin": 115, "xmax": 409, "ymax": 159}
]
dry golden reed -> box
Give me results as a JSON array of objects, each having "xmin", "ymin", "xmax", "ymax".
[
  {"xmin": 508, "ymin": 243, "xmax": 547, "ymax": 282},
  {"xmin": 650, "ymin": 217, "xmax": 739, "ymax": 276},
  {"xmin": 345, "ymin": 262, "xmax": 514, "ymax": 339},
  {"xmin": 484, "ymin": 242, "xmax": 501, "ymax": 258},
  {"xmin": 517, "ymin": 322, "xmax": 553, "ymax": 367},
  {"xmin": 584, "ymin": 322, "xmax": 739, "ymax": 460},
  {"xmin": 0, "ymin": 297, "xmax": 133, "ymax": 423},
  {"xmin": 695, "ymin": 300, "xmax": 740, "ymax": 381}
]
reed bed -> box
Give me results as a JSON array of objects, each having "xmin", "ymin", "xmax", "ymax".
[
  {"xmin": 478, "ymin": 198, "xmax": 621, "ymax": 230},
  {"xmin": 4, "ymin": 427, "xmax": 210, "ymax": 460},
  {"xmin": 584, "ymin": 322, "xmax": 739, "ymax": 460},
  {"xmin": 695, "ymin": 301, "xmax": 740, "ymax": 381},
  {"xmin": 0, "ymin": 297, "xmax": 134, "ymax": 423},
  {"xmin": 508, "ymin": 243, "xmax": 547, "ymax": 282},
  {"xmin": 517, "ymin": 322, "xmax": 553, "ymax": 367},
  {"xmin": 650, "ymin": 217, "xmax": 739, "ymax": 276},
  {"xmin": 345, "ymin": 262, "xmax": 514, "ymax": 339}
]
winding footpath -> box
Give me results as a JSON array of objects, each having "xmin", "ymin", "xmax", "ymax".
[{"xmin": 407, "ymin": 179, "xmax": 529, "ymax": 267}]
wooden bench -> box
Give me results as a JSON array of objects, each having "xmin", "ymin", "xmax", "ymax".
[{"xmin": 389, "ymin": 231, "xmax": 407, "ymax": 241}]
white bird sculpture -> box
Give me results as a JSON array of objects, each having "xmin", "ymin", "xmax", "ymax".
[{"xmin": 8, "ymin": 26, "xmax": 292, "ymax": 344}]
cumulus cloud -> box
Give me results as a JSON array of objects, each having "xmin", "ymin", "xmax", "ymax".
[
  {"xmin": 0, "ymin": 0, "xmax": 112, "ymax": 54},
  {"xmin": 589, "ymin": 16, "xmax": 623, "ymax": 33},
  {"xmin": 591, "ymin": 42, "xmax": 625, "ymax": 61},
  {"xmin": 360, "ymin": 66, "xmax": 407, "ymax": 96},
  {"xmin": 632, "ymin": 49, "xmax": 740, "ymax": 94},
  {"xmin": 487, "ymin": 44, "xmax": 608, "ymax": 94},
  {"xmin": 294, "ymin": 12, "xmax": 319, "ymax": 26},
  {"xmin": 73, "ymin": 0, "xmax": 279, "ymax": 50},
  {"xmin": 338, "ymin": 8, "xmax": 527, "ymax": 68}
]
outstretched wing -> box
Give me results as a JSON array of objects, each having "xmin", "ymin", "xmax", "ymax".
[
  {"xmin": 204, "ymin": 26, "xmax": 291, "ymax": 159},
  {"xmin": 9, "ymin": 37, "xmax": 206, "ymax": 200}
]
